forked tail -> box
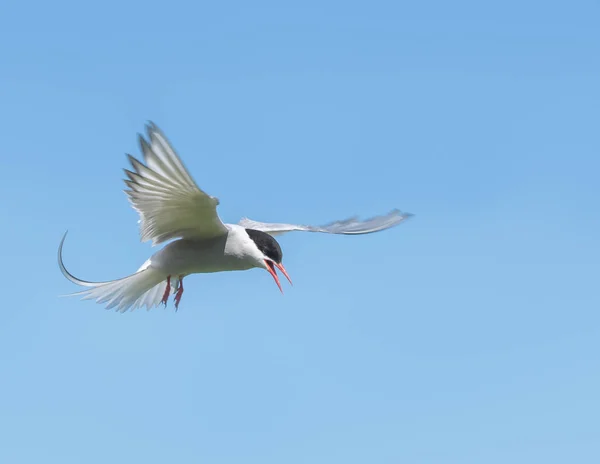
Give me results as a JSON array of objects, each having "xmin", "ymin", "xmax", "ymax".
[{"xmin": 57, "ymin": 232, "xmax": 171, "ymax": 313}]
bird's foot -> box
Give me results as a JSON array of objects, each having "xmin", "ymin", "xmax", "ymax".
[
  {"xmin": 161, "ymin": 276, "xmax": 171, "ymax": 306},
  {"xmin": 174, "ymin": 276, "xmax": 184, "ymax": 311}
]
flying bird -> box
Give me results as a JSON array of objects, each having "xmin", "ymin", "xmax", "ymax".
[{"xmin": 58, "ymin": 122, "xmax": 413, "ymax": 312}]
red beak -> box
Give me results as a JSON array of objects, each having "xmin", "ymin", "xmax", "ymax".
[{"xmin": 265, "ymin": 260, "xmax": 293, "ymax": 293}]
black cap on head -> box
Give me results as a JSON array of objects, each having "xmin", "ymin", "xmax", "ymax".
[{"xmin": 245, "ymin": 229, "xmax": 283, "ymax": 263}]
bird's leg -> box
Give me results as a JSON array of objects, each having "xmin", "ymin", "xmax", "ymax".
[
  {"xmin": 161, "ymin": 276, "xmax": 171, "ymax": 306},
  {"xmin": 174, "ymin": 275, "xmax": 184, "ymax": 311}
]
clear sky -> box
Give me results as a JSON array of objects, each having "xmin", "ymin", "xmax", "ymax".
[{"xmin": 1, "ymin": 1, "xmax": 599, "ymax": 463}]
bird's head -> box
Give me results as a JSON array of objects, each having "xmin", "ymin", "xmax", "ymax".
[{"xmin": 245, "ymin": 228, "xmax": 292, "ymax": 293}]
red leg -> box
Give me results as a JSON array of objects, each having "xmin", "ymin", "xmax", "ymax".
[
  {"xmin": 161, "ymin": 276, "xmax": 171, "ymax": 306},
  {"xmin": 174, "ymin": 276, "xmax": 184, "ymax": 310}
]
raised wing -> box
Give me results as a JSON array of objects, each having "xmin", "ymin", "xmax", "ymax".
[
  {"xmin": 238, "ymin": 209, "xmax": 413, "ymax": 236},
  {"xmin": 124, "ymin": 122, "xmax": 228, "ymax": 245}
]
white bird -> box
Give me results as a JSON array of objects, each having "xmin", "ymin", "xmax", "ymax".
[{"xmin": 58, "ymin": 122, "xmax": 413, "ymax": 312}]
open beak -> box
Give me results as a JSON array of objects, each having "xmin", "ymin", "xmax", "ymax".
[{"xmin": 265, "ymin": 260, "xmax": 293, "ymax": 293}]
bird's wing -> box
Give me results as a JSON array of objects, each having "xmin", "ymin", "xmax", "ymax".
[
  {"xmin": 124, "ymin": 122, "xmax": 228, "ymax": 245},
  {"xmin": 238, "ymin": 209, "xmax": 413, "ymax": 237}
]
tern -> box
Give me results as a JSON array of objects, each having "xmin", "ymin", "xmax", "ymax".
[{"xmin": 58, "ymin": 122, "xmax": 413, "ymax": 312}]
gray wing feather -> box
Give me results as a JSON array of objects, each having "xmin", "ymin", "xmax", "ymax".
[
  {"xmin": 238, "ymin": 209, "xmax": 413, "ymax": 236},
  {"xmin": 124, "ymin": 122, "xmax": 228, "ymax": 245}
]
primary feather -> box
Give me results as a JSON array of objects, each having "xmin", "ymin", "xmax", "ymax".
[
  {"xmin": 124, "ymin": 122, "xmax": 228, "ymax": 245},
  {"xmin": 238, "ymin": 209, "xmax": 413, "ymax": 236}
]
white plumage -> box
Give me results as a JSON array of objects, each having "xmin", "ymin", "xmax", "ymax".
[{"xmin": 58, "ymin": 122, "xmax": 413, "ymax": 312}]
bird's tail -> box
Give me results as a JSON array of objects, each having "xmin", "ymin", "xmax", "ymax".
[{"xmin": 58, "ymin": 232, "xmax": 172, "ymax": 313}]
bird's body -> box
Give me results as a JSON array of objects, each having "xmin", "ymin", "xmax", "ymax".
[
  {"xmin": 58, "ymin": 122, "xmax": 413, "ymax": 312},
  {"xmin": 59, "ymin": 224, "xmax": 283, "ymax": 312},
  {"xmin": 150, "ymin": 225, "xmax": 265, "ymax": 275}
]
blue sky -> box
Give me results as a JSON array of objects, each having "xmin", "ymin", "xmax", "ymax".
[{"xmin": 1, "ymin": 0, "xmax": 599, "ymax": 462}]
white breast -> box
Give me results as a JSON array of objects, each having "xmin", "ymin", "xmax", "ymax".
[{"xmin": 148, "ymin": 225, "xmax": 264, "ymax": 276}]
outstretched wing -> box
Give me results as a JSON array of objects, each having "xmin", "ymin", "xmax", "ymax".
[
  {"xmin": 124, "ymin": 122, "xmax": 228, "ymax": 245},
  {"xmin": 238, "ymin": 209, "xmax": 413, "ymax": 236}
]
